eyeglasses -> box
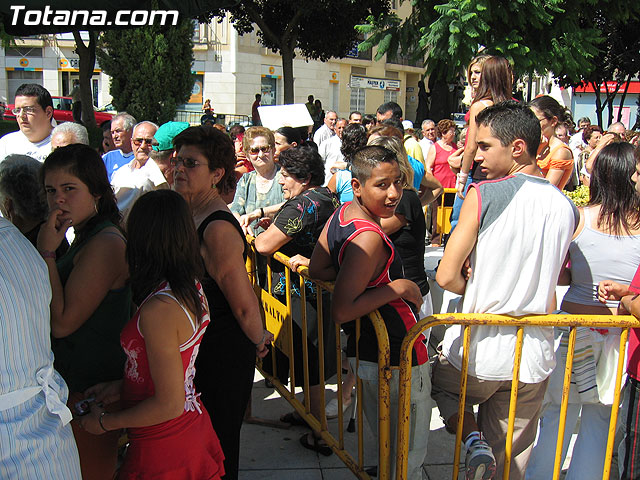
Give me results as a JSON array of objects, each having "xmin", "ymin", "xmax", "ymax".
[
  {"xmin": 170, "ymin": 156, "xmax": 203, "ymax": 168},
  {"xmin": 12, "ymin": 106, "xmax": 40, "ymax": 116},
  {"xmin": 248, "ymin": 145, "xmax": 272, "ymax": 155},
  {"xmin": 132, "ymin": 138, "xmax": 155, "ymax": 147}
]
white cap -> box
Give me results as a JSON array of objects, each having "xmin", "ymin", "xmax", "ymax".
[{"xmin": 402, "ymin": 120, "xmax": 413, "ymax": 130}]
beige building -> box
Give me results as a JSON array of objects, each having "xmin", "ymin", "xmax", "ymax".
[{"xmin": 1, "ymin": 4, "xmax": 426, "ymax": 122}]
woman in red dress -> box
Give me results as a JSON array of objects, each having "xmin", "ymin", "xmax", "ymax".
[{"xmin": 79, "ymin": 190, "xmax": 225, "ymax": 480}]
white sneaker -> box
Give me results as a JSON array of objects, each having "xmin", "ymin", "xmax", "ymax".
[
  {"xmin": 325, "ymin": 397, "xmax": 352, "ymax": 419},
  {"xmin": 465, "ymin": 438, "xmax": 496, "ymax": 480}
]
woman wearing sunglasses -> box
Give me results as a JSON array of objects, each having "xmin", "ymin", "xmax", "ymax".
[
  {"xmin": 171, "ymin": 126, "xmax": 273, "ymax": 480},
  {"xmin": 230, "ymin": 126, "xmax": 284, "ymax": 237}
]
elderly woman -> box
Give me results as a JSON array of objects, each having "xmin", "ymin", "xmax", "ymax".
[
  {"xmin": 425, "ymin": 119, "xmax": 458, "ymax": 189},
  {"xmin": 230, "ymin": 126, "xmax": 284, "ymax": 236},
  {"xmin": 172, "ymin": 126, "xmax": 272, "ymax": 480},
  {"xmin": 0, "ymin": 154, "xmax": 68, "ymax": 256},
  {"xmin": 255, "ymin": 146, "xmax": 339, "ymax": 454}
]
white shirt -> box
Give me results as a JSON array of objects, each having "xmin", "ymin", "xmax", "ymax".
[
  {"xmin": 319, "ymin": 135, "xmax": 344, "ymax": 185},
  {"xmin": 442, "ymin": 173, "xmax": 578, "ymax": 383},
  {"xmin": 111, "ymin": 158, "xmax": 169, "ymax": 221},
  {"xmin": 419, "ymin": 138, "xmax": 434, "ymax": 159},
  {"xmin": 313, "ymin": 124, "xmax": 334, "ymax": 147},
  {"xmin": 0, "ymin": 130, "xmax": 52, "ymax": 163}
]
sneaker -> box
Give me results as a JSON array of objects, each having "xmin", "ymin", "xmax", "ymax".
[
  {"xmin": 465, "ymin": 438, "xmax": 496, "ymax": 480},
  {"xmin": 325, "ymin": 396, "xmax": 352, "ymax": 419}
]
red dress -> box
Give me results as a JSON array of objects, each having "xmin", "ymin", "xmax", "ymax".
[{"xmin": 118, "ymin": 281, "xmax": 225, "ymax": 480}]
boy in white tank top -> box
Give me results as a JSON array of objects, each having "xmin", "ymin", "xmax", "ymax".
[{"xmin": 433, "ymin": 101, "xmax": 578, "ymax": 480}]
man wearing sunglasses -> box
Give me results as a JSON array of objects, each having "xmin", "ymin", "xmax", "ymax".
[
  {"xmin": 0, "ymin": 83, "xmax": 54, "ymax": 163},
  {"xmin": 111, "ymin": 121, "xmax": 168, "ymax": 221}
]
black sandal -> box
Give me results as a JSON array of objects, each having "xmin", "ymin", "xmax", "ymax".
[
  {"xmin": 299, "ymin": 433, "xmax": 333, "ymax": 456},
  {"xmin": 280, "ymin": 411, "xmax": 307, "ymax": 426}
]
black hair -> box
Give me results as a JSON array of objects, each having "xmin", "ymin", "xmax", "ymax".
[
  {"xmin": 15, "ymin": 83, "xmax": 53, "ymax": 110},
  {"xmin": 101, "ymin": 120, "xmax": 112, "ymax": 132},
  {"xmin": 351, "ymin": 145, "xmax": 399, "ymax": 183},
  {"xmin": 528, "ymin": 95, "xmax": 572, "ymax": 126},
  {"xmin": 381, "ymin": 117, "xmax": 405, "ymax": 134},
  {"xmin": 41, "ymin": 144, "xmax": 121, "ymax": 241},
  {"xmin": 376, "ymin": 102, "xmax": 403, "ymax": 120},
  {"xmin": 255, "ymin": 93, "xmax": 261, "ymax": 100},
  {"xmin": 589, "ymin": 142, "xmax": 640, "ymax": 236},
  {"xmin": 340, "ymin": 124, "xmax": 367, "ymax": 163},
  {"xmin": 229, "ymin": 124, "xmax": 245, "ymax": 142},
  {"xmin": 362, "ymin": 114, "xmax": 377, "ymax": 129},
  {"xmin": 277, "ymin": 145, "xmax": 325, "ymax": 187},
  {"xmin": 276, "ymin": 126, "xmax": 302, "ymax": 146},
  {"xmin": 173, "ymin": 126, "xmax": 237, "ymax": 195},
  {"xmin": 126, "ymin": 190, "xmax": 204, "ymax": 321},
  {"xmin": 475, "ymin": 100, "xmax": 541, "ymax": 157}
]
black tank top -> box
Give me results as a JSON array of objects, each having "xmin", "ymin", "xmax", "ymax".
[{"xmin": 197, "ymin": 210, "xmax": 248, "ymax": 335}]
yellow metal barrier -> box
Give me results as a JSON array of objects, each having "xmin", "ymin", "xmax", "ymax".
[
  {"xmin": 245, "ymin": 237, "xmax": 394, "ymax": 480},
  {"xmin": 435, "ymin": 188, "xmax": 457, "ymax": 235},
  {"xmin": 394, "ymin": 313, "xmax": 640, "ymax": 480}
]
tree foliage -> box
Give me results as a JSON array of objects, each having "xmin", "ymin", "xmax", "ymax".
[
  {"xmin": 97, "ymin": 20, "xmax": 194, "ymax": 124},
  {"xmin": 201, "ymin": 0, "xmax": 391, "ymax": 104}
]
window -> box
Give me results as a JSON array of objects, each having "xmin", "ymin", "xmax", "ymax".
[
  {"xmin": 261, "ymin": 77, "xmax": 278, "ymax": 105},
  {"xmin": 7, "ymin": 70, "xmax": 43, "ymax": 102},
  {"xmin": 384, "ymin": 90, "xmax": 398, "ymax": 104},
  {"xmin": 350, "ymin": 87, "xmax": 365, "ymax": 113}
]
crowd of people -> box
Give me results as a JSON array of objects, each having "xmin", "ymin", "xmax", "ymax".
[{"xmin": 2, "ymin": 59, "xmax": 640, "ymax": 480}]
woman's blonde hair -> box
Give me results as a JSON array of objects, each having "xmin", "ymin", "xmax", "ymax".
[{"xmin": 368, "ymin": 135, "xmax": 416, "ymax": 191}]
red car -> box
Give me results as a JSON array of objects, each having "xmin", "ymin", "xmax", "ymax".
[{"xmin": 3, "ymin": 96, "xmax": 113, "ymax": 127}]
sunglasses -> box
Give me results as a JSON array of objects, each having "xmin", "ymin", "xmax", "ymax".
[
  {"xmin": 170, "ymin": 156, "xmax": 203, "ymax": 168},
  {"xmin": 248, "ymin": 145, "xmax": 272, "ymax": 155},
  {"xmin": 132, "ymin": 138, "xmax": 155, "ymax": 147}
]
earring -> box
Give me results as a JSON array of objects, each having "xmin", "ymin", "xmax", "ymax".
[{"xmin": 94, "ymin": 201, "xmax": 98, "ymax": 214}]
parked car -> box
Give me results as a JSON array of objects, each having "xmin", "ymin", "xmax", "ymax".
[{"xmin": 3, "ymin": 96, "xmax": 114, "ymax": 126}]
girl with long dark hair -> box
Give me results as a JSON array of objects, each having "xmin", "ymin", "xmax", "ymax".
[
  {"xmin": 527, "ymin": 142, "xmax": 640, "ymax": 479},
  {"xmin": 38, "ymin": 144, "xmax": 131, "ymax": 480},
  {"xmin": 79, "ymin": 190, "xmax": 225, "ymax": 479}
]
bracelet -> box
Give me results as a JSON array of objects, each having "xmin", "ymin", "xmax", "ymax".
[
  {"xmin": 40, "ymin": 250, "xmax": 56, "ymax": 260},
  {"xmin": 260, "ymin": 207, "xmax": 265, "ymax": 218},
  {"xmin": 255, "ymin": 329, "xmax": 267, "ymax": 347},
  {"xmin": 99, "ymin": 411, "xmax": 110, "ymax": 432}
]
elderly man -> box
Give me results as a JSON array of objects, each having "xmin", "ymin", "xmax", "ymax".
[
  {"xmin": 0, "ymin": 83, "xmax": 54, "ymax": 162},
  {"xmin": 111, "ymin": 121, "xmax": 168, "ymax": 221},
  {"xmin": 319, "ymin": 118, "xmax": 348, "ymax": 184},
  {"xmin": 313, "ymin": 110, "xmax": 337, "ymax": 146},
  {"xmin": 151, "ymin": 121, "xmax": 190, "ymax": 186},
  {"xmin": 419, "ymin": 119, "xmax": 437, "ymax": 156},
  {"xmin": 376, "ymin": 101, "xmax": 403, "ymax": 122},
  {"xmin": 102, "ymin": 112, "xmax": 137, "ymax": 181},
  {"xmin": 50, "ymin": 122, "xmax": 89, "ymax": 149}
]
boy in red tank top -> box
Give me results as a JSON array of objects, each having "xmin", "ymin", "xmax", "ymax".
[{"xmin": 310, "ymin": 145, "xmax": 430, "ymax": 480}]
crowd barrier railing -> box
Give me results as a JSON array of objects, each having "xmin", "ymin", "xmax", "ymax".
[
  {"xmin": 395, "ymin": 313, "xmax": 640, "ymax": 480},
  {"xmin": 244, "ymin": 236, "xmax": 394, "ymax": 480}
]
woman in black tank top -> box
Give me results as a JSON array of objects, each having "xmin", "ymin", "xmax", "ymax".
[{"xmin": 172, "ymin": 126, "xmax": 273, "ymax": 480}]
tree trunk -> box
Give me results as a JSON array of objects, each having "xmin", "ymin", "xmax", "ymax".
[
  {"xmin": 617, "ymin": 74, "xmax": 632, "ymax": 123},
  {"xmin": 281, "ymin": 44, "xmax": 295, "ymax": 104},
  {"xmin": 592, "ymin": 81, "xmax": 603, "ymax": 128},
  {"xmin": 72, "ymin": 30, "xmax": 97, "ymax": 129}
]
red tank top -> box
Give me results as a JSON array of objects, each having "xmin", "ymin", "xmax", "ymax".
[
  {"xmin": 119, "ymin": 281, "xmax": 225, "ymax": 479},
  {"xmin": 433, "ymin": 142, "xmax": 458, "ymax": 188}
]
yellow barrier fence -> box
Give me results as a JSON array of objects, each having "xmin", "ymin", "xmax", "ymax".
[
  {"xmin": 435, "ymin": 187, "xmax": 457, "ymax": 235},
  {"xmin": 245, "ymin": 237, "xmax": 394, "ymax": 479},
  {"xmin": 394, "ymin": 313, "xmax": 640, "ymax": 480}
]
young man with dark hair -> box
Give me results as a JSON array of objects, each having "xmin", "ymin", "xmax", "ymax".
[
  {"xmin": 434, "ymin": 101, "xmax": 579, "ymax": 479},
  {"xmin": 0, "ymin": 83, "xmax": 54, "ymax": 162},
  {"xmin": 310, "ymin": 145, "xmax": 430, "ymax": 479},
  {"xmin": 376, "ymin": 101, "xmax": 403, "ymax": 122}
]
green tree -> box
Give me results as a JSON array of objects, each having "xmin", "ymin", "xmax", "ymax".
[
  {"xmin": 359, "ymin": 0, "xmax": 640, "ymax": 120},
  {"xmin": 201, "ymin": 0, "xmax": 391, "ymax": 104},
  {"xmin": 97, "ymin": 20, "xmax": 194, "ymax": 124}
]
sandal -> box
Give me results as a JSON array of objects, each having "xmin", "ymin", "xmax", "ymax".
[
  {"xmin": 300, "ymin": 433, "xmax": 333, "ymax": 456},
  {"xmin": 280, "ymin": 411, "xmax": 308, "ymax": 426}
]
